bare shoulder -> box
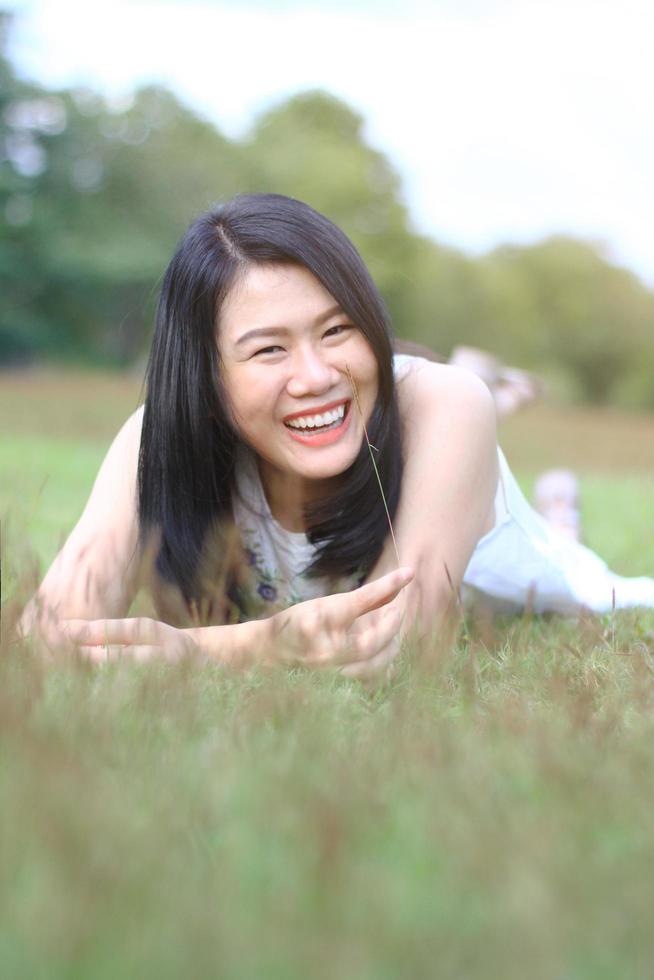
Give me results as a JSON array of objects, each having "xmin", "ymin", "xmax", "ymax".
[
  {"xmin": 82, "ymin": 404, "xmax": 144, "ymax": 518},
  {"xmin": 86, "ymin": 405, "xmax": 144, "ymax": 479},
  {"xmin": 62, "ymin": 401, "xmax": 146, "ymax": 553},
  {"xmin": 115, "ymin": 403, "xmax": 145, "ymax": 454},
  {"xmin": 397, "ymin": 360, "xmax": 496, "ymax": 431},
  {"xmin": 126, "ymin": 402, "xmax": 145, "ymax": 432}
]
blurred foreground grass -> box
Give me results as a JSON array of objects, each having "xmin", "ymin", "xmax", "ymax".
[
  {"xmin": 4, "ymin": 619, "xmax": 654, "ymax": 979},
  {"xmin": 2, "ymin": 370, "xmax": 654, "ymax": 979}
]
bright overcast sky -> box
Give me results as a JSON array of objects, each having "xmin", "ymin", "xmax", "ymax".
[{"xmin": 6, "ymin": 0, "xmax": 654, "ymax": 285}]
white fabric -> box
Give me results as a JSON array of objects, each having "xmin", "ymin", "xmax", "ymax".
[
  {"xmin": 463, "ymin": 446, "xmax": 654, "ymax": 614},
  {"xmin": 230, "ymin": 354, "xmax": 654, "ymax": 617}
]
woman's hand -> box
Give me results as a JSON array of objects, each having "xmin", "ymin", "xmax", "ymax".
[
  {"xmin": 268, "ymin": 567, "xmax": 414, "ymax": 678},
  {"xmin": 24, "ymin": 567, "xmax": 414, "ymax": 675},
  {"xmin": 38, "ymin": 617, "xmax": 200, "ymax": 663}
]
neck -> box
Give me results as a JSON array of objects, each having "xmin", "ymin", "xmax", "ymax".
[{"xmin": 257, "ymin": 458, "xmax": 338, "ymax": 533}]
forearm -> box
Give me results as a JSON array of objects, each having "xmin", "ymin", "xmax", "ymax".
[
  {"xmin": 19, "ymin": 608, "xmax": 275, "ymax": 668},
  {"xmin": 185, "ymin": 616, "xmax": 275, "ymax": 667},
  {"xmin": 18, "ymin": 571, "xmax": 414, "ymax": 675}
]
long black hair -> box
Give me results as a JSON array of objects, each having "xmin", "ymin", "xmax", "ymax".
[{"xmin": 138, "ymin": 193, "xmax": 403, "ymax": 620}]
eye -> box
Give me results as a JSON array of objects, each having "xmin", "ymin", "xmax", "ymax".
[
  {"xmin": 253, "ymin": 345, "xmax": 284, "ymax": 357},
  {"xmin": 323, "ymin": 323, "xmax": 354, "ymax": 339}
]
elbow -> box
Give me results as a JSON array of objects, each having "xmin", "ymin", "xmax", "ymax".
[{"xmin": 400, "ymin": 558, "xmax": 465, "ymax": 656}]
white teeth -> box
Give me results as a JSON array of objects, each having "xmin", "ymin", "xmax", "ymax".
[{"xmin": 286, "ymin": 403, "xmax": 347, "ymax": 430}]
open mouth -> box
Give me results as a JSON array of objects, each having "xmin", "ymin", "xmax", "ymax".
[{"xmin": 283, "ymin": 400, "xmax": 350, "ymax": 436}]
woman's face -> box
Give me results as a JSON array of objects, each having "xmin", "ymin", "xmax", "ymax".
[{"xmin": 218, "ymin": 262, "xmax": 379, "ymax": 498}]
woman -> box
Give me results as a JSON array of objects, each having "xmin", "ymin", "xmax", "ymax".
[{"xmin": 20, "ymin": 194, "xmax": 654, "ymax": 678}]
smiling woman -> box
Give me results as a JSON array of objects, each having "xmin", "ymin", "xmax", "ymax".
[
  {"xmin": 219, "ymin": 264, "xmax": 379, "ymax": 519},
  {"xmin": 19, "ymin": 194, "xmax": 654, "ymax": 677},
  {"xmin": 138, "ymin": 196, "xmax": 403, "ymax": 625}
]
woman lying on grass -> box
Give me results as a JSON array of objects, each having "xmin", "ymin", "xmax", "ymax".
[{"xmin": 20, "ymin": 194, "xmax": 654, "ymax": 678}]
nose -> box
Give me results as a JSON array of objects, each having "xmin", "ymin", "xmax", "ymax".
[{"xmin": 285, "ymin": 343, "xmax": 339, "ymax": 398}]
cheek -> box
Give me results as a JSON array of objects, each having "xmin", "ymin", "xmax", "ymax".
[
  {"xmin": 356, "ymin": 342, "xmax": 379, "ymax": 395},
  {"xmin": 219, "ymin": 367, "xmax": 257, "ymax": 438},
  {"xmin": 221, "ymin": 367, "xmax": 278, "ymax": 443},
  {"xmin": 355, "ymin": 347, "xmax": 382, "ymax": 417}
]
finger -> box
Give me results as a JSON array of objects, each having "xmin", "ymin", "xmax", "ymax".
[
  {"xmin": 299, "ymin": 604, "xmax": 401, "ymax": 669},
  {"xmin": 38, "ymin": 622, "xmax": 102, "ymax": 656},
  {"xmin": 330, "ymin": 606, "xmax": 404, "ymax": 673},
  {"xmin": 77, "ymin": 644, "xmax": 165, "ymax": 663},
  {"xmin": 339, "ymin": 639, "xmax": 400, "ymax": 679},
  {"xmin": 302, "ymin": 619, "xmax": 388, "ymax": 669},
  {"xmin": 61, "ymin": 619, "xmax": 125, "ymax": 646},
  {"xmin": 302, "ymin": 639, "xmax": 360, "ymax": 669},
  {"xmin": 65, "ymin": 619, "xmax": 157, "ymax": 647},
  {"xmin": 347, "ymin": 605, "xmax": 403, "ymax": 664},
  {"xmin": 339, "ymin": 602, "xmax": 407, "ymax": 678},
  {"xmin": 332, "ymin": 567, "xmax": 414, "ymax": 622}
]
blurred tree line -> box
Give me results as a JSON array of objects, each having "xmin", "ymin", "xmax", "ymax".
[{"xmin": 2, "ymin": 13, "xmax": 653, "ymax": 406}]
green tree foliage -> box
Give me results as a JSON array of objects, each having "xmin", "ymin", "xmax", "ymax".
[
  {"xmin": 243, "ymin": 90, "xmax": 423, "ymax": 321},
  {"xmin": 1, "ymin": 10, "xmax": 246, "ymax": 365},
  {"xmin": 481, "ymin": 239, "xmax": 654, "ymax": 405},
  {"xmin": 1, "ymin": 13, "xmax": 653, "ymax": 405}
]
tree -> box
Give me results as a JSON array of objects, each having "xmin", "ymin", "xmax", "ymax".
[
  {"xmin": 243, "ymin": 91, "xmax": 422, "ymax": 330},
  {"xmin": 2, "ymin": 14, "xmax": 653, "ymax": 407},
  {"xmin": 485, "ymin": 238, "xmax": 654, "ymax": 403},
  {"xmin": 1, "ymin": 13, "xmax": 244, "ymax": 365}
]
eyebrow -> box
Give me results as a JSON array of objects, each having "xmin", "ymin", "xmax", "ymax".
[{"xmin": 234, "ymin": 304, "xmax": 345, "ymax": 347}]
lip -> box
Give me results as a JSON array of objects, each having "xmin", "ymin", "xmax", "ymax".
[
  {"xmin": 284, "ymin": 401, "xmax": 353, "ymax": 447},
  {"xmin": 282, "ymin": 398, "xmax": 350, "ymax": 423}
]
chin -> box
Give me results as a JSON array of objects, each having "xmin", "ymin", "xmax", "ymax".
[
  {"xmin": 301, "ymin": 461, "xmax": 354, "ymax": 482},
  {"xmin": 253, "ymin": 409, "xmax": 368, "ymax": 485},
  {"xmin": 289, "ymin": 448, "xmax": 359, "ymax": 481}
]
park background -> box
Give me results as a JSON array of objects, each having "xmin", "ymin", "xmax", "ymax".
[
  {"xmin": 2, "ymin": 2, "xmax": 654, "ymax": 978},
  {"xmin": 2, "ymin": 1, "xmax": 654, "ymax": 409}
]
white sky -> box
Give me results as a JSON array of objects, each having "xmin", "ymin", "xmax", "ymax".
[{"xmin": 6, "ymin": 0, "xmax": 654, "ymax": 285}]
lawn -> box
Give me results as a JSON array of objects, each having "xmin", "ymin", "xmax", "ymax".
[{"xmin": 2, "ymin": 370, "xmax": 654, "ymax": 979}]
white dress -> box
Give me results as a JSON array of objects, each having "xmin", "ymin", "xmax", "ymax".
[{"xmin": 231, "ymin": 354, "xmax": 654, "ymax": 619}]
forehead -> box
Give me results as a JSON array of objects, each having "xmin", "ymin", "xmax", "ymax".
[{"xmin": 219, "ymin": 263, "xmax": 339, "ymax": 340}]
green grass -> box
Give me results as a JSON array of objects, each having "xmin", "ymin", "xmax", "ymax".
[
  {"xmin": 4, "ymin": 629, "xmax": 654, "ymax": 979},
  {"xmin": 1, "ymin": 435, "xmax": 109, "ymax": 567},
  {"xmin": 2, "ymin": 370, "xmax": 654, "ymax": 979}
]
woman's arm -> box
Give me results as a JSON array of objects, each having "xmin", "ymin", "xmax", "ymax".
[
  {"xmin": 19, "ymin": 406, "xmax": 145, "ymax": 637},
  {"xmin": 36, "ymin": 569, "xmax": 413, "ymax": 673},
  {"xmin": 362, "ymin": 361, "xmax": 499, "ymax": 648},
  {"xmin": 20, "ymin": 408, "xmax": 413, "ymax": 675}
]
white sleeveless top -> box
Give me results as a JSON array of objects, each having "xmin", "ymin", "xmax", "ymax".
[{"xmin": 231, "ymin": 354, "xmax": 654, "ymax": 618}]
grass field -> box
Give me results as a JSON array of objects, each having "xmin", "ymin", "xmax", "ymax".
[{"xmin": 2, "ymin": 370, "xmax": 654, "ymax": 979}]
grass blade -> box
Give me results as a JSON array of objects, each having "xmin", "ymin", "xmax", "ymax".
[{"xmin": 346, "ymin": 364, "xmax": 401, "ymax": 568}]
